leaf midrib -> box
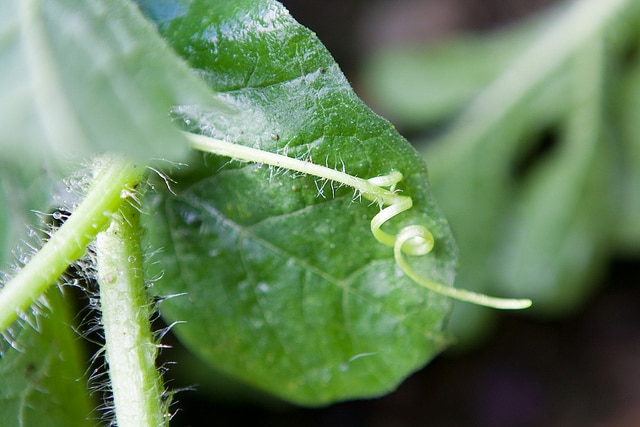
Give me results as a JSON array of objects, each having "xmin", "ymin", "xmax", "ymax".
[{"xmin": 179, "ymin": 190, "xmax": 422, "ymax": 316}]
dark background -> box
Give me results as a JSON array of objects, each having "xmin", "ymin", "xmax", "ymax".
[{"xmin": 164, "ymin": 1, "xmax": 640, "ymax": 425}]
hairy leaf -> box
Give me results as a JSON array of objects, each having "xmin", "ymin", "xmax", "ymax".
[{"xmin": 140, "ymin": 0, "xmax": 457, "ymax": 405}]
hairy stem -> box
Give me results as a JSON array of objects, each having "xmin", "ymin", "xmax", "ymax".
[
  {"xmin": 96, "ymin": 197, "xmax": 167, "ymax": 427},
  {"xmin": 0, "ymin": 156, "xmax": 144, "ymax": 333},
  {"xmin": 186, "ymin": 131, "xmax": 532, "ymax": 309},
  {"xmin": 186, "ymin": 132, "xmax": 395, "ymax": 203}
]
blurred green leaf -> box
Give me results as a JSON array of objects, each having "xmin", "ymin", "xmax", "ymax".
[
  {"xmin": 140, "ymin": 0, "xmax": 457, "ymax": 405},
  {"xmin": 422, "ymin": 65, "xmax": 571, "ymax": 341},
  {"xmin": 0, "ymin": 0, "xmax": 226, "ymax": 173},
  {"xmin": 0, "ymin": 162, "xmax": 54, "ymax": 270},
  {"xmin": 494, "ymin": 43, "xmax": 615, "ymax": 313},
  {"xmin": 360, "ymin": 0, "xmax": 639, "ymax": 341},
  {"xmin": 0, "ymin": 288, "xmax": 93, "ymax": 426},
  {"xmin": 424, "ymin": 84, "xmax": 569, "ymax": 342},
  {"xmin": 360, "ymin": 19, "xmax": 540, "ymax": 129},
  {"xmin": 614, "ymin": 53, "xmax": 640, "ymax": 253}
]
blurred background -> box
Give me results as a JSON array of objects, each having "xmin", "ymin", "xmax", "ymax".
[{"xmin": 165, "ymin": 0, "xmax": 640, "ymax": 425}]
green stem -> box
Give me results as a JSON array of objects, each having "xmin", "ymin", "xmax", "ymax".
[
  {"xmin": 186, "ymin": 131, "xmax": 532, "ymax": 310},
  {"xmin": 0, "ymin": 155, "xmax": 144, "ymax": 333},
  {"xmin": 96, "ymin": 197, "xmax": 167, "ymax": 427},
  {"xmin": 186, "ymin": 131, "xmax": 394, "ymax": 203}
]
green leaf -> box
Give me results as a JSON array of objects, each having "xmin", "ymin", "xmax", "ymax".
[
  {"xmin": 430, "ymin": 40, "xmax": 615, "ymax": 317},
  {"xmin": 496, "ymin": 141, "xmax": 615, "ymax": 313},
  {"xmin": 360, "ymin": 0, "xmax": 637, "ymax": 340},
  {"xmin": 494, "ymin": 43, "xmax": 615, "ymax": 314},
  {"xmin": 0, "ymin": 0, "xmax": 225, "ymax": 173},
  {"xmin": 424, "ymin": 129, "xmax": 520, "ymax": 344},
  {"xmin": 0, "ymin": 288, "xmax": 94, "ymax": 426},
  {"xmin": 0, "ymin": 162, "xmax": 53, "ymax": 269},
  {"xmin": 360, "ymin": 18, "xmax": 541, "ymax": 129},
  {"xmin": 360, "ymin": 0, "xmax": 635, "ymax": 134},
  {"xmin": 614, "ymin": 52, "xmax": 640, "ymax": 253},
  {"xmin": 140, "ymin": 0, "xmax": 457, "ymax": 405},
  {"xmin": 421, "ymin": 70, "xmax": 571, "ymax": 341}
]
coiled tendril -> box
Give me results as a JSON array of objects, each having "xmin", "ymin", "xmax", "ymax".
[{"xmin": 186, "ymin": 132, "xmax": 532, "ymax": 310}]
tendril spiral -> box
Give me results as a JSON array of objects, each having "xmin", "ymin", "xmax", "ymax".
[
  {"xmin": 365, "ymin": 172, "xmax": 531, "ymax": 310},
  {"xmin": 185, "ymin": 132, "xmax": 532, "ymax": 310}
]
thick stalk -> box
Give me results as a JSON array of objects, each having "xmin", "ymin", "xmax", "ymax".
[
  {"xmin": 96, "ymin": 198, "xmax": 167, "ymax": 427},
  {"xmin": 0, "ymin": 156, "xmax": 144, "ymax": 332}
]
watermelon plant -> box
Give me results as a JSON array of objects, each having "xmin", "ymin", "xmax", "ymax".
[{"xmin": 0, "ymin": 0, "xmax": 530, "ymax": 425}]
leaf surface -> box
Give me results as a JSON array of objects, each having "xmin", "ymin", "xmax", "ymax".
[
  {"xmin": 614, "ymin": 51, "xmax": 640, "ymax": 253},
  {"xmin": 0, "ymin": 162, "xmax": 53, "ymax": 270},
  {"xmin": 0, "ymin": 288, "xmax": 93, "ymax": 426},
  {"xmin": 0, "ymin": 0, "xmax": 225, "ymax": 173},
  {"xmin": 140, "ymin": 0, "xmax": 457, "ymax": 405},
  {"xmin": 360, "ymin": 16, "xmax": 547, "ymax": 129}
]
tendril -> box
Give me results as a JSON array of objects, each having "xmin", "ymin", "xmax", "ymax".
[{"xmin": 185, "ymin": 132, "xmax": 532, "ymax": 310}]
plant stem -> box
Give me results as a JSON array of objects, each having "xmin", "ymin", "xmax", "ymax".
[
  {"xmin": 185, "ymin": 131, "xmax": 395, "ymax": 203},
  {"xmin": 0, "ymin": 156, "xmax": 144, "ymax": 333},
  {"xmin": 96, "ymin": 197, "xmax": 167, "ymax": 427},
  {"xmin": 186, "ymin": 131, "xmax": 532, "ymax": 310}
]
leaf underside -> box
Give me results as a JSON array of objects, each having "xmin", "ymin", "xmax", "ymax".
[
  {"xmin": 0, "ymin": 0, "xmax": 225, "ymax": 173},
  {"xmin": 139, "ymin": 0, "xmax": 457, "ymax": 405},
  {"xmin": 0, "ymin": 288, "xmax": 93, "ymax": 427}
]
